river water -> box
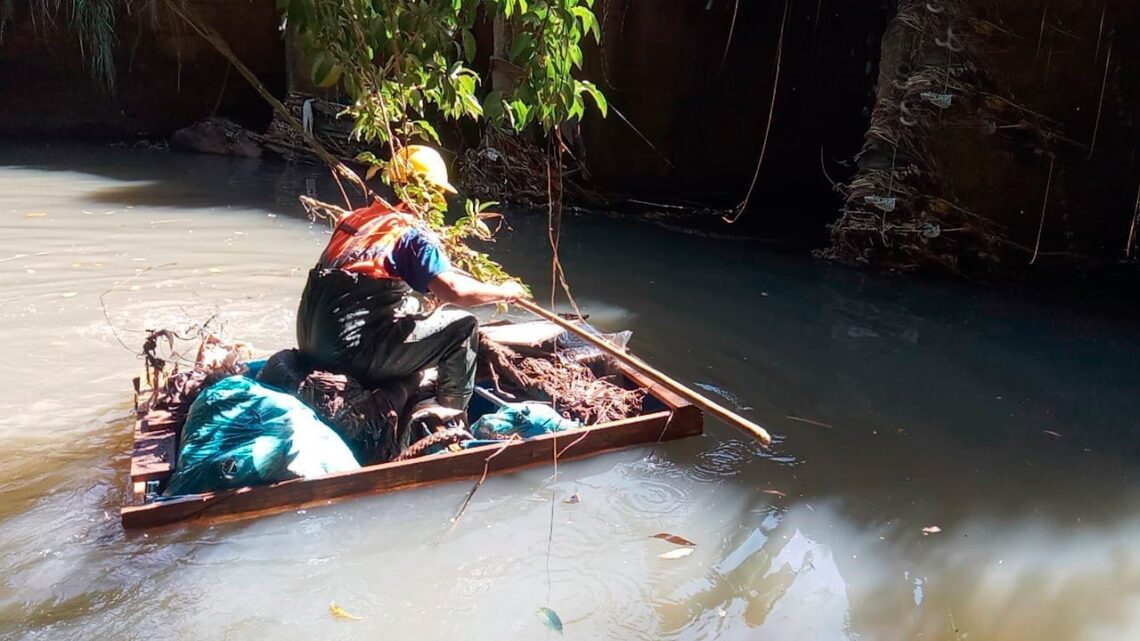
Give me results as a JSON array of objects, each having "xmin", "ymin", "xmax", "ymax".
[{"xmin": 2, "ymin": 143, "xmax": 1139, "ymax": 641}]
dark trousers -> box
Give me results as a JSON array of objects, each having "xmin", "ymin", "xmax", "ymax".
[{"xmin": 296, "ymin": 268, "xmax": 478, "ymax": 410}]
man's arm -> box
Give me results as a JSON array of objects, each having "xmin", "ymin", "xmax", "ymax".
[{"xmin": 429, "ymin": 271, "xmax": 528, "ymax": 307}]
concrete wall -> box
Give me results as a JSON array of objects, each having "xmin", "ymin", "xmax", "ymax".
[
  {"xmin": 0, "ymin": 0, "xmax": 285, "ymax": 138},
  {"xmin": 577, "ymin": 0, "xmax": 893, "ymax": 237}
]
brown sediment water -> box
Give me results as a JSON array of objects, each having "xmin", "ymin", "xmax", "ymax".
[{"xmin": 2, "ymin": 142, "xmax": 1139, "ymax": 641}]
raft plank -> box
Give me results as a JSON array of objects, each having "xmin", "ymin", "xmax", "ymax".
[
  {"xmin": 129, "ymin": 376, "xmax": 178, "ymax": 486},
  {"xmin": 141, "ymin": 410, "xmax": 178, "ymax": 433},
  {"xmin": 130, "ymin": 426, "xmax": 177, "ymax": 482},
  {"xmin": 121, "ymin": 403, "xmax": 701, "ymax": 529}
]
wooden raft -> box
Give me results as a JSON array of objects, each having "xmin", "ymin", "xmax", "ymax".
[{"xmin": 121, "ymin": 363, "xmax": 703, "ymax": 529}]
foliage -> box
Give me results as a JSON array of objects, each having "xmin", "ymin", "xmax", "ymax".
[
  {"xmin": 2, "ymin": 0, "xmax": 120, "ymax": 89},
  {"xmin": 281, "ymin": 0, "xmax": 606, "ymax": 145},
  {"xmin": 281, "ymin": 0, "xmax": 607, "ymax": 288}
]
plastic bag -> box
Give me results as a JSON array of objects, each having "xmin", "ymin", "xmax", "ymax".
[
  {"xmin": 470, "ymin": 402, "xmax": 579, "ymax": 440},
  {"xmin": 164, "ymin": 375, "xmax": 360, "ymax": 496}
]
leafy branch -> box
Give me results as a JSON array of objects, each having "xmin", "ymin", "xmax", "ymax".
[{"xmin": 280, "ymin": 0, "xmax": 607, "ymax": 288}]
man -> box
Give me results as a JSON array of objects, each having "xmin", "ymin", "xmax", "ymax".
[{"xmin": 296, "ymin": 145, "xmax": 525, "ymax": 416}]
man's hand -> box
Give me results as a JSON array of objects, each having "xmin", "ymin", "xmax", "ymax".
[{"xmin": 498, "ymin": 280, "xmax": 529, "ymax": 302}]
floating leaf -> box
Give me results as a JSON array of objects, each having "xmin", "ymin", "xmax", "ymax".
[
  {"xmin": 921, "ymin": 526, "xmax": 942, "ymax": 536},
  {"xmin": 659, "ymin": 548, "xmax": 694, "ymax": 560},
  {"xmin": 563, "ymin": 492, "xmax": 581, "ymax": 504},
  {"xmin": 651, "ymin": 532, "xmax": 696, "ymax": 547},
  {"xmin": 536, "ymin": 606, "xmax": 563, "ymax": 633},
  {"xmin": 329, "ymin": 602, "xmax": 362, "ymax": 621}
]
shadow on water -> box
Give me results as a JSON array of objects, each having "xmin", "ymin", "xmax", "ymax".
[{"xmin": 3, "ymin": 142, "xmax": 345, "ymax": 216}]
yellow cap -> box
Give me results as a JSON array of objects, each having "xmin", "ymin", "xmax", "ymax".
[{"xmin": 384, "ymin": 145, "xmax": 458, "ymax": 194}]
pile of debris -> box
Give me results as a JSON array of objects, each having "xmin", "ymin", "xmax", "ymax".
[
  {"xmin": 476, "ymin": 321, "xmax": 644, "ymax": 425},
  {"xmin": 263, "ymin": 92, "xmax": 370, "ymax": 162},
  {"xmin": 141, "ymin": 319, "xmax": 645, "ymax": 469},
  {"xmin": 824, "ymin": 0, "xmax": 1063, "ymax": 275}
]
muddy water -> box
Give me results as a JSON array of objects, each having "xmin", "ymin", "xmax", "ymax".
[{"xmin": 2, "ymin": 143, "xmax": 1139, "ymax": 641}]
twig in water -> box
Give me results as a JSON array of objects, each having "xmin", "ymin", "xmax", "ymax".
[
  {"xmin": 819, "ymin": 147, "xmax": 843, "ymax": 193},
  {"xmin": 545, "ymin": 135, "xmax": 582, "ymax": 318},
  {"xmin": 441, "ymin": 440, "xmax": 514, "ymax": 539},
  {"xmin": 556, "ymin": 426, "xmax": 594, "ymax": 459},
  {"xmin": 720, "ymin": 0, "xmax": 740, "ymax": 69},
  {"xmin": 1086, "ymin": 41, "xmax": 1111, "ymax": 161},
  {"xmin": 811, "ymin": 0, "xmax": 823, "ymax": 52},
  {"xmin": 644, "ymin": 411, "xmax": 675, "ymax": 462},
  {"xmin": 785, "ymin": 415, "xmax": 833, "ymax": 428},
  {"xmin": 1030, "ymin": 156, "xmax": 1055, "ymax": 265},
  {"xmin": 211, "ymin": 62, "xmax": 230, "ymax": 116},
  {"xmin": 725, "ymin": 0, "xmax": 791, "ymax": 224},
  {"xmin": 1093, "ymin": 4, "xmax": 1106, "ymax": 63},
  {"xmin": 545, "ymin": 436, "xmax": 557, "ymax": 605},
  {"xmin": 100, "ymin": 263, "xmax": 179, "ymax": 354},
  {"xmin": 1126, "ymin": 181, "xmax": 1140, "ymax": 258},
  {"xmin": 610, "ymin": 104, "xmax": 676, "ymax": 170}
]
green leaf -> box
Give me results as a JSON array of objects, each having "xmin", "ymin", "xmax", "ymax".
[
  {"xmin": 461, "ymin": 29, "xmax": 476, "ymax": 62},
  {"xmin": 317, "ymin": 64, "xmax": 342, "ymax": 88},
  {"xmin": 570, "ymin": 6, "xmax": 601, "ymax": 42},
  {"xmin": 508, "ymin": 32, "xmax": 534, "ymax": 62},
  {"xmin": 579, "ymin": 80, "xmax": 607, "ymax": 117},
  {"xmin": 482, "ymin": 89, "xmax": 505, "ymax": 122},
  {"xmin": 568, "ymin": 93, "xmax": 584, "ymax": 120},
  {"xmin": 568, "ymin": 44, "xmax": 582, "ymax": 69},
  {"xmin": 413, "ymin": 119, "xmax": 440, "ymax": 143},
  {"xmin": 509, "ymin": 100, "xmax": 530, "ymax": 130}
]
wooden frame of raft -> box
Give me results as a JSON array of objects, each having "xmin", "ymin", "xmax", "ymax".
[{"xmin": 121, "ymin": 363, "xmax": 704, "ymax": 529}]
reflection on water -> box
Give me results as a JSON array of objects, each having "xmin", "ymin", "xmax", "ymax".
[{"xmin": 1, "ymin": 143, "xmax": 1139, "ymax": 641}]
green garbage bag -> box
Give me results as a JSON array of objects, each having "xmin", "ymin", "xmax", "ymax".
[
  {"xmin": 470, "ymin": 402, "xmax": 579, "ymax": 440},
  {"xmin": 164, "ymin": 375, "xmax": 360, "ymax": 496}
]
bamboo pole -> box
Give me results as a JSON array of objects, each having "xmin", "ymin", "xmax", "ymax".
[{"xmin": 513, "ymin": 299, "xmax": 772, "ymax": 447}]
